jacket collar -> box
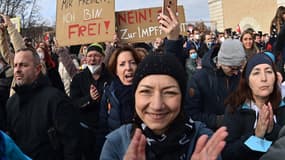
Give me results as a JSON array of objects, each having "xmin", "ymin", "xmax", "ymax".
[
  {"xmin": 241, "ymin": 99, "xmax": 285, "ymax": 110},
  {"xmin": 13, "ymin": 74, "xmax": 51, "ymax": 95}
]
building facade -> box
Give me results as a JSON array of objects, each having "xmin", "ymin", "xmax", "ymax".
[{"xmin": 208, "ymin": 0, "xmax": 285, "ymax": 33}]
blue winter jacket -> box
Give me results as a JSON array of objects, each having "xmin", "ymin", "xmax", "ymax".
[
  {"xmin": 0, "ymin": 131, "xmax": 31, "ymax": 160},
  {"xmin": 99, "ymin": 77, "xmax": 134, "ymax": 131}
]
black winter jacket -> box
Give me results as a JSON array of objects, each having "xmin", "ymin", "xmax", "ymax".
[
  {"xmin": 6, "ymin": 74, "xmax": 81, "ymax": 160},
  {"xmin": 70, "ymin": 65, "xmax": 112, "ymax": 128},
  {"xmin": 222, "ymin": 101, "xmax": 285, "ymax": 160},
  {"xmin": 0, "ymin": 66, "xmax": 12, "ymax": 130}
]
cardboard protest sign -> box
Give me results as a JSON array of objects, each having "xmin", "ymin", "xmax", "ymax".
[
  {"xmin": 10, "ymin": 17, "xmax": 21, "ymax": 32},
  {"xmin": 56, "ymin": 0, "xmax": 115, "ymax": 46},
  {"xmin": 116, "ymin": 6, "xmax": 187, "ymax": 43}
]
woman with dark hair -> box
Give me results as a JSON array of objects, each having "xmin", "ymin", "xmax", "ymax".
[
  {"xmin": 100, "ymin": 53, "xmax": 227, "ymax": 160},
  {"xmin": 222, "ymin": 53, "xmax": 285, "ymax": 160},
  {"xmin": 90, "ymin": 45, "xmax": 141, "ymax": 159},
  {"xmin": 240, "ymin": 29, "xmax": 259, "ymax": 60},
  {"xmin": 268, "ymin": 6, "xmax": 285, "ymax": 52},
  {"xmin": 270, "ymin": 6, "xmax": 285, "ymax": 40}
]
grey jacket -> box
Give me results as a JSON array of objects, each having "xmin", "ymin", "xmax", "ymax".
[
  {"xmin": 100, "ymin": 121, "xmax": 220, "ymax": 160},
  {"xmin": 260, "ymin": 126, "xmax": 285, "ymax": 160}
]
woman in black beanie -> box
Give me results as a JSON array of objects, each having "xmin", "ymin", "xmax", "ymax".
[{"xmin": 100, "ymin": 53, "xmax": 227, "ymax": 160}]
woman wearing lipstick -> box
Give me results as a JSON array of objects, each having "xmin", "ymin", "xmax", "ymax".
[
  {"xmin": 222, "ymin": 53, "xmax": 285, "ymax": 160},
  {"xmin": 99, "ymin": 45, "xmax": 141, "ymax": 131},
  {"xmin": 100, "ymin": 53, "xmax": 228, "ymax": 160},
  {"xmin": 88, "ymin": 45, "xmax": 141, "ymax": 159}
]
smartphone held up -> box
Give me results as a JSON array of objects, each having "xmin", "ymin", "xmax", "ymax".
[{"xmin": 162, "ymin": 0, "xmax": 177, "ymax": 17}]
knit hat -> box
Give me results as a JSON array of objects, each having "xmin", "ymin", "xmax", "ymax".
[
  {"xmin": 264, "ymin": 51, "xmax": 275, "ymax": 63},
  {"xmin": 132, "ymin": 54, "xmax": 186, "ymax": 98},
  {"xmin": 87, "ymin": 43, "xmax": 105, "ymax": 56},
  {"xmin": 217, "ymin": 39, "xmax": 246, "ymax": 66},
  {"xmin": 245, "ymin": 53, "xmax": 274, "ymax": 81}
]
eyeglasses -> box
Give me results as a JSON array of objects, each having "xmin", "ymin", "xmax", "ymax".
[{"xmin": 225, "ymin": 65, "xmax": 242, "ymax": 71}]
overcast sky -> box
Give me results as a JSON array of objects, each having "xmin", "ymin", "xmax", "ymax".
[{"xmin": 39, "ymin": 0, "xmax": 210, "ymax": 25}]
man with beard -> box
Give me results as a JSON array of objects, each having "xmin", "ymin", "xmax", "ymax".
[
  {"xmin": 6, "ymin": 48, "xmax": 80, "ymax": 160},
  {"xmin": 70, "ymin": 43, "xmax": 112, "ymax": 160}
]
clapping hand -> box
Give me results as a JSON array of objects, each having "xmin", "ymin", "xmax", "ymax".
[
  {"xmin": 191, "ymin": 127, "xmax": 228, "ymax": 160},
  {"xmin": 124, "ymin": 128, "xmax": 146, "ymax": 160},
  {"xmin": 266, "ymin": 103, "xmax": 274, "ymax": 134},
  {"xmin": 124, "ymin": 127, "xmax": 227, "ymax": 160},
  {"xmin": 255, "ymin": 103, "xmax": 274, "ymax": 138}
]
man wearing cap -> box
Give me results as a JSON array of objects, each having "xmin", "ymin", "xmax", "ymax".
[
  {"xmin": 185, "ymin": 39, "xmax": 246, "ymax": 130},
  {"xmin": 70, "ymin": 43, "xmax": 112, "ymax": 160}
]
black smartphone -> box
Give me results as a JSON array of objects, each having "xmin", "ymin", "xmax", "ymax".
[{"xmin": 163, "ymin": 0, "xmax": 177, "ymax": 17}]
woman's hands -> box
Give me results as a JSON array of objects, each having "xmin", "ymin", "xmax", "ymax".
[
  {"xmin": 124, "ymin": 128, "xmax": 146, "ymax": 160},
  {"xmin": 191, "ymin": 127, "xmax": 228, "ymax": 160},
  {"xmin": 124, "ymin": 127, "xmax": 228, "ymax": 160},
  {"xmin": 255, "ymin": 103, "xmax": 274, "ymax": 138}
]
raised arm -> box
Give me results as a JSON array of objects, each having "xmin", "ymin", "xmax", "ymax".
[
  {"xmin": 1, "ymin": 14, "xmax": 26, "ymax": 51},
  {"xmin": 0, "ymin": 24, "xmax": 14, "ymax": 66},
  {"xmin": 158, "ymin": 7, "xmax": 186, "ymax": 67}
]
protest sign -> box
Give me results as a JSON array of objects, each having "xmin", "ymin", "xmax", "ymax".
[
  {"xmin": 56, "ymin": 0, "xmax": 115, "ymax": 46},
  {"xmin": 10, "ymin": 17, "xmax": 21, "ymax": 32},
  {"xmin": 116, "ymin": 6, "xmax": 187, "ymax": 43}
]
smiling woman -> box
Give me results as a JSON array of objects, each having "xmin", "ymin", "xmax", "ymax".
[{"xmin": 99, "ymin": 53, "xmax": 227, "ymax": 160}]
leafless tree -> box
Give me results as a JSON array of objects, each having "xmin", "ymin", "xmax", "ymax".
[
  {"xmin": 0, "ymin": 0, "xmax": 48, "ymax": 39},
  {"xmin": 0, "ymin": 0, "xmax": 44, "ymax": 27}
]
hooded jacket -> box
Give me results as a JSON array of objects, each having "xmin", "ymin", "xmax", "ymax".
[{"xmin": 184, "ymin": 44, "xmax": 240, "ymax": 130}]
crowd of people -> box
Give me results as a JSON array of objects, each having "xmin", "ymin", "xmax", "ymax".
[{"xmin": 1, "ymin": 4, "xmax": 285, "ymax": 160}]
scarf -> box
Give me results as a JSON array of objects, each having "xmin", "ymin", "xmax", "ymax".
[
  {"xmin": 138, "ymin": 117, "xmax": 195, "ymax": 160},
  {"xmin": 113, "ymin": 77, "xmax": 134, "ymax": 123}
]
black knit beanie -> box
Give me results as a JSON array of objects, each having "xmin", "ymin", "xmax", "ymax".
[
  {"xmin": 132, "ymin": 53, "xmax": 186, "ymax": 98},
  {"xmin": 245, "ymin": 53, "xmax": 274, "ymax": 82}
]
